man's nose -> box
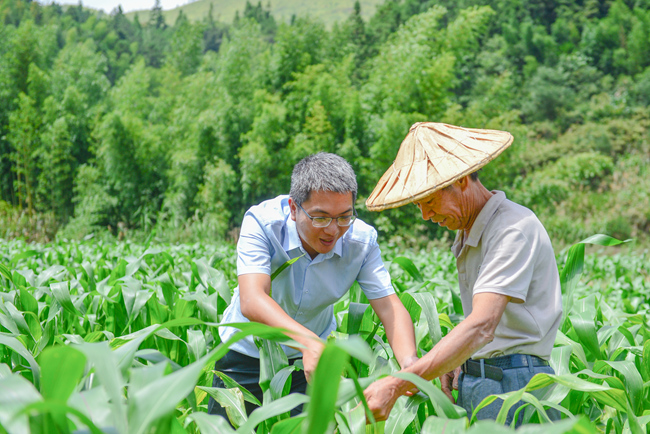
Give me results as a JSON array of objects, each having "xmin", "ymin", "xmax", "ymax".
[
  {"xmin": 420, "ymin": 206, "xmax": 432, "ymax": 221},
  {"xmin": 323, "ymin": 220, "xmax": 339, "ymax": 235}
]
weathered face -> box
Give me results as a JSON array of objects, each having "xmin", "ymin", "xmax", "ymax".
[
  {"xmin": 289, "ymin": 190, "xmax": 354, "ymax": 259},
  {"xmin": 414, "ymin": 182, "xmax": 466, "ymax": 231}
]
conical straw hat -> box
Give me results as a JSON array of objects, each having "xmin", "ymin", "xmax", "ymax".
[{"xmin": 366, "ymin": 122, "xmax": 513, "ymax": 211}]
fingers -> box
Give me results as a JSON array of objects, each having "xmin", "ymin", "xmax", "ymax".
[
  {"xmin": 452, "ymin": 366, "xmax": 462, "ymax": 390},
  {"xmin": 440, "ymin": 371, "xmax": 457, "ymax": 404},
  {"xmin": 302, "ymin": 341, "xmax": 325, "ymax": 383}
]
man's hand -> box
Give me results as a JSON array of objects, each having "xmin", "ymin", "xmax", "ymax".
[
  {"xmin": 301, "ymin": 340, "xmax": 325, "ymax": 383},
  {"xmin": 363, "ymin": 376, "xmax": 404, "ymax": 422},
  {"xmin": 440, "ymin": 366, "xmax": 462, "ymax": 403}
]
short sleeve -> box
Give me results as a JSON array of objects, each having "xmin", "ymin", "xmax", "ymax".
[
  {"xmin": 356, "ymin": 242, "xmax": 395, "ymax": 300},
  {"xmin": 473, "ymin": 227, "xmax": 536, "ymax": 302},
  {"xmin": 237, "ymin": 212, "xmax": 273, "ymax": 276}
]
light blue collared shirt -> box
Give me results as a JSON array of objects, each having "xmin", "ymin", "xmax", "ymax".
[{"xmin": 219, "ymin": 195, "xmax": 394, "ymax": 358}]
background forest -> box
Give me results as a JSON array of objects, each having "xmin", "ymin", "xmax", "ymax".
[{"xmin": 1, "ymin": 0, "xmax": 649, "ymax": 246}]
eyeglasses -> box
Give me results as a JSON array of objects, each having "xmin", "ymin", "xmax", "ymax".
[{"xmin": 296, "ymin": 202, "xmax": 357, "ymax": 228}]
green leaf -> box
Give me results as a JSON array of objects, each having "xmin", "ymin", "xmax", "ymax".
[
  {"xmin": 213, "ymin": 371, "xmax": 262, "ymax": 406},
  {"xmin": 334, "ymin": 336, "xmax": 375, "ymax": 366},
  {"xmin": 270, "ymin": 366, "xmax": 298, "ymax": 400},
  {"xmin": 39, "ymin": 346, "xmax": 86, "ymax": 403},
  {"xmin": 269, "ymin": 416, "xmax": 306, "ymax": 433},
  {"xmin": 236, "ymin": 394, "xmax": 310, "ymax": 434},
  {"xmin": 271, "ymin": 254, "xmax": 306, "ymax": 284},
  {"xmin": 0, "ymin": 263, "xmax": 14, "ymax": 287},
  {"xmin": 77, "ymin": 342, "xmax": 128, "ymax": 434},
  {"xmin": 642, "ymin": 340, "xmax": 650, "ymax": 381},
  {"xmin": 303, "ymin": 344, "xmax": 350, "ymax": 434},
  {"xmin": 399, "ymin": 292, "xmax": 422, "ymax": 324},
  {"xmin": 187, "ymin": 328, "xmax": 207, "ymax": 362},
  {"xmin": 334, "ymin": 403, "xmax": 366, "ymax": 434},
  {"xmin": 413, "ymin": 292, "xmax": 443, "ymax": 345},
  {"xmin": 421, "ymin": 416, "xmax": 468, "ymax": 434},
  {"xmin": 18, "ymin": 401, "xmax": 104, "ymax": 434},
  {"xmin": 120, "ymin": 277, "xmax": 153, "ymax": 328},
  {"xmin": 11, "ymin": 250, "xmax": 39, "ymax": 265},
  {"xmin": 18, "ymin": 287, "xmax": 38, "ymax": 315},
  {"xmin": 450, "ymin": 290, "xmax": 463, "ymax": 316},
  {"xmin": 385, "ymin": 394, "xmax": 427, "ymax": 433},
  {"xmin": 391, "ymin": 257, "xmax": 423, "ymax": 283},
  {"xmin": 50, "ymin": 281, "xmax": 81, "ymax": 316},
  {"xmin": 186, "ymin": 412, "xmax": 237, "ymax": 434},
  {"xmin": 560, "ymin": 235, "xmax": 629, "ymax": 326},
  {"xmin": 0, "ymin": 334, "xmax": 41, "ymax": 389},
  {"xmin": 571, "ymin": 311, "xmax": 602, "ymax": 360},
  {"xmin": 200, "ymin": 387, "xmax": 248, "ymax": 429},
  {"xmin": 392, "ymin": 372, "xmax": 465, "ymax": 419},
  {"xmin": 599, "ymin": 360, "xmax": 644, "ymax": 415},
  {"xmin": 256, "ymin": 338, "xmax": 289, "ymax": 402},
  {"xmin": 0, "ymin": 372, "xmax": 42, "ymax": 434},
  {"xmin": 4, "ymin": 302, "xmax": 31, "ymax": 336},
  {"xmin": 346, "ymin": 302, "xmax": 370, "ymax": 335}
]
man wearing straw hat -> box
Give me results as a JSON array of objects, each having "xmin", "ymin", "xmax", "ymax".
[
  {"xmin": 363, "ymin": 123, "xmax": 562, "ymax": 426},
  {"xmin": 210, "ymin": 152, "xmax": 418, "ymax": 424}
]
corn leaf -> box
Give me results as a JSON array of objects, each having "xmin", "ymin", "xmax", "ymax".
[
  {"xmin": 0, "ymin": 334, "xmax": 40, "ymax": 388},
  {"xmin": 391, "ymin": 257, "xmax": 424, "ymax": 283},
  {"xmin": 185, "ymin": 411, "xmax": 237, "ymax": 434},
  {"xmin": 236, "ymin": 394, "xmax": 310, "ymax": 434},
  {"xmin": 303, "ymin": 344, "xmax": 350, "ymax": 434}
]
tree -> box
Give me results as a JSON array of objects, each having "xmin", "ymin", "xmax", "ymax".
[
  {"xmin": 37, "ymin": 117, "xmax": 75, "ymax": 220},
  {"xmin": 7, "ymin": 93, "xmax": 40, "ymax": 213}
]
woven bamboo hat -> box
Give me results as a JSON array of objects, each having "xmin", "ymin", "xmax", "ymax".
[{"xmin": 366, "ymin": 122, "xmax": 513, "ymax": 211}]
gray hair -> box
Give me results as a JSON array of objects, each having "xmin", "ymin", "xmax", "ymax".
[{"xmin": 290, "ymin": 153, "xmax": 358, "ymax": 205}]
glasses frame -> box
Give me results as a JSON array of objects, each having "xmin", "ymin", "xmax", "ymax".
[{"xmin": 295, "ymin": 202, "xmax": 357, "ymax": 228}]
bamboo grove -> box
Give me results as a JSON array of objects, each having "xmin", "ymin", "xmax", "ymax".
[{"xmin": 1, "ymin": 0, "xmax": 649, "ymax": 244}]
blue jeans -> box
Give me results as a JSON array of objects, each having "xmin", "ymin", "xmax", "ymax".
[{"xmin": 457, "ymin": 359, "xmax": 558, "ymax": 427}]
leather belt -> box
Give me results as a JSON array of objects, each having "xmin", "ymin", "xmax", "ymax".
[{"xmin": 461, "ymin": 355, "xmax": 549, "ymax": 381}]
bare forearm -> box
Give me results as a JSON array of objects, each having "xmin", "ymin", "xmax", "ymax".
[
  {"xmin": 412, "ymin": 317, "xmax": 490, "ymax": 377},
  {"xmin": 383, "ymin": 309, "xmax": 418, "ymax": 368},
  {"xmin": 370, "ymin": 294, "xmax": 418, "ymax": 368}
]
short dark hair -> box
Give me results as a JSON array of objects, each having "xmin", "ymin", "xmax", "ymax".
[{"xmin": 290, "ymin": 153, "xmax": 358, "ymax": 205}]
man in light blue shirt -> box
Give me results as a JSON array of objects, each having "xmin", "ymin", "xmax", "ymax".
[{"xmin": 209, "ymin": 152, "xmax": 418, "ymax": 422}]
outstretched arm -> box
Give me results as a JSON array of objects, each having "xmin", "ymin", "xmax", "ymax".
[
  {"xmin": 369, "ymin": 294, "xmax": 418, "ymax": 368},
  {"xmin": 239, "ymin": 273, "xmax": 324, "ymax": 382},
  {"xmin": 364, "ymin": 292, "xmax": 511, "ymax": 421}
]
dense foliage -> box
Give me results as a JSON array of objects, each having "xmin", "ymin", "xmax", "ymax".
[
  {"xmin": 0, "ymin": 237, "xmax": 648, "ymax": 432},
  {"xmin": 0, "ymin": 0, "xmax": 649, "ymax": 245}
]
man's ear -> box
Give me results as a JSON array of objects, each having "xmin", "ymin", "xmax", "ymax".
[
  {"xmin": 288, "ymin": 198, "xmax": 297, "ymax": 221},
  {"xmin": 457, "ymin": 175, "xmax": 470, "ymax": 191}
]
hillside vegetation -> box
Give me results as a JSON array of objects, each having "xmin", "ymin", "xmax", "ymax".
[
  {"xmin": 125, "ymin": 0, "xmax": 384, "ymax": 28},
  {"xmin": 0, "ymin": 0, "xmax": 649, "ymax": 246}
]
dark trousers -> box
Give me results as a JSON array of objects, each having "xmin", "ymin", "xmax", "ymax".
[{"xmin": 207, "ymin": 350, "xmax": 308, "ymax": 423}]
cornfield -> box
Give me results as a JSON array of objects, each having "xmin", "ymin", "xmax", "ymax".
[{"xmin": 0, "ymin": 235, "xmax": 648, "ymax": 433}]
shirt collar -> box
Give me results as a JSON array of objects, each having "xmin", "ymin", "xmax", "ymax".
[
  {"xmin": 285, "ymin": 218, "xmax": 303, "ymax": 253},
  {"xmin": 464, "ymin": 190, "xmax": 506, "ymax": 248}
]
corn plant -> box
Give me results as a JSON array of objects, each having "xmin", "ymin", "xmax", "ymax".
[{"xmin": 0, "ymin": 236, "xmax": 648, "ymax": 433}]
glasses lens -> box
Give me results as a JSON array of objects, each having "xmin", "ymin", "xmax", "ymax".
[
  {"xmin": 337, "ymin": 216, "xmax": 354, "ymax": 226},
  {"xmin": 311, "ymin": 217, "xmax": 332, "ymax": 228}
]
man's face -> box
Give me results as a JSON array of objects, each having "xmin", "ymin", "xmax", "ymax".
[
  {"xmin": 289, "ymin": 190, "xmax": 354, "ymax": 259},
  {"xmin": 414, "ymin": 182, "xmax": 466, "ymax": 231}
]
